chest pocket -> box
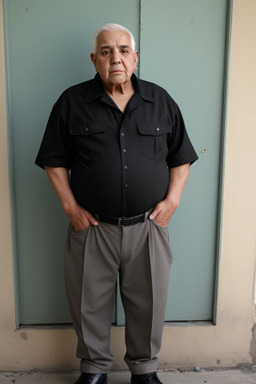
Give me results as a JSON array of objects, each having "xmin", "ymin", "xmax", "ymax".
[
  {"xmin": 137, "ymin": 122, "xmax": 173, "ymax": 161},
  {"xmin": 69, "ymin": 122, "xmax": 106, "ymax": 163}
]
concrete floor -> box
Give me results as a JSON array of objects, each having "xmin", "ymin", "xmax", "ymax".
[{"xmin": 1, "ymin": 369, "xmax": 256, "ymax": 384}]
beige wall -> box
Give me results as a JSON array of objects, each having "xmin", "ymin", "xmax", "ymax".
[{"xmin": 1, "ymin": 0, "xmax": 256, "ymax": 371}]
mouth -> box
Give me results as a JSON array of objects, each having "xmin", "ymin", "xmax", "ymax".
[{"xmin": 110, "ymin": 69, "xmax": 123, "ymax": 75}]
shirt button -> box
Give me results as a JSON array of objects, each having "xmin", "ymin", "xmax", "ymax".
[
  {"xmin": 124, "ymin": 184, "xmax": 128, "ymax": 188},
  {"xmin": 156, "ymin": 127, "xmax": 160, "ymax": 132},
  {"xmin": 123, "ymin": 148, "xmax": 127, "ymax": 153},
  {"xmin": 124, "ymin": 165, "xmax": 128, "ymax": 170},
  {"xmin": 121, "ymin": 133, "xmax": 125, "ymax": 136}
]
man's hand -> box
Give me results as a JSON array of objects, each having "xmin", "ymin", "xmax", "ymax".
[
  {"xmin": 149, "ymin": 198, "xmax": 179, "ymax": 227},
  {"xmin": 67, "ymin": 204, "xmax": 98, "ymax": 232}
]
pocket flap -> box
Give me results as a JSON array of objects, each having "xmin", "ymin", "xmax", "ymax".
[
  {"xmin": 137, "ymin": 122, "xmax": 172, "ymax": 136},
  {"xmin": 69, "ymin": 122, "xmax": 105, "ymax": 135}
]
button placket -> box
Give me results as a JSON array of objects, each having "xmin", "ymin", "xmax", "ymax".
[{"xmin": 120, "ymin": 119, "xmax": 129, "ymax": 216}]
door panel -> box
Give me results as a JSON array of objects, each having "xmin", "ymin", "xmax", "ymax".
[
  {"xmin": 117, "ymin": 0, "xmax": 228, "ymax": 324},
  {"xmin": 139, "ymin": 0, "xmax": 228, "ymax": 321},
  {"xmin": 3, "ymin": 0, "xmax": 139, "ymax": 324}
]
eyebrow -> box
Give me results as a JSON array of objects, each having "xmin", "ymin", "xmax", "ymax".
[{"xmin": 100, "ymin": 44, "xmax": 130, "ymax": 51}]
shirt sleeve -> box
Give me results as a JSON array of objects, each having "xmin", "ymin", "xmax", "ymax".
[
  {"xmin": 166, "ymin": 103, "xmax": 198, "ymax": 168},
  {"xmin": 35, "ymin": 102, "xmax": 72, "ymax": 170}
]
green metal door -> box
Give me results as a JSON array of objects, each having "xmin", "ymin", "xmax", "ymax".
[
  {"xmin": 3, "ymin": 0, "xmax": 228, "ymax": 324},
  {"xmin": 139, "ymin": 0, "xmax": 228, "ymax": 322},
  {"xmin": 3, "ymin": 0, "xmax": 140, "ymax": 324},
  {"xmin": 118, "ymin": 0, "xmax": 229, "ymax": 324}
]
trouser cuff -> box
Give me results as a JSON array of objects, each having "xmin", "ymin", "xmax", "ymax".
[
  {"xmin": 80, "ymin": 360, "xmax": 110, "ymax": 374},
  {"xmin": 126, "ymin": 358, "xmax": 158, "ymax": 375}
]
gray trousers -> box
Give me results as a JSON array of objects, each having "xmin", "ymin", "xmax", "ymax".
[{"xmin": 64, "ymin": 215, "xmax": 173, "ymax": 374}]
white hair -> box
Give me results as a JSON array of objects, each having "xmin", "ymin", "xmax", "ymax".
[{"xmin": 92, "ymin": 23, "xmax": 136, "ymax": 53}]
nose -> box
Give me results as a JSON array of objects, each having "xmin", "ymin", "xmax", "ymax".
[{"xmin": 111, "ymin": 49, "xmax": 121, "ymax": 65}]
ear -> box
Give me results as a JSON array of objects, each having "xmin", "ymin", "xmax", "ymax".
[
  {"xmin": 134, "ymin": 51, "xmax": 139, "ymax": 66},
  {"xmin": 90, "ymin": 53, "xmax": 97, "ymax": 70}
]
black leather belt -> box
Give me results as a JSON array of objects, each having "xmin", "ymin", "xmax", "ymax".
[{"xmin": 97, "ymin": 212, "xmax": 147, "ymax": 226}]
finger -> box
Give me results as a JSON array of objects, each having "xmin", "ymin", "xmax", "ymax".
[
  {"xmin": 150, "ymin": 200, "xmax": 168, "ymax": 220},
  {"xmin": 86, "ymin": 211, "xmax": 99, "ymax": 226},
  {"xmin": 149, "ymin": 208, "xmax": 158, "ymax": 220}
]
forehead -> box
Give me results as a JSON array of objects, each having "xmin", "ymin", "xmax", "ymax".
[{"xmin": 96, "ymin": 30, "xmax": 132, "ymax": 49}]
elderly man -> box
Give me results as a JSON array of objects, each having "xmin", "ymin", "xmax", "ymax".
[{"xmin": 36, "ymin": 23, "xmax": 198, "ymax": 384}]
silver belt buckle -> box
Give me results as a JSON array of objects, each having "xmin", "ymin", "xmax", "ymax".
[{"xmin": 118, "ymin": 218, "xmax": 123, "ymax": 226}]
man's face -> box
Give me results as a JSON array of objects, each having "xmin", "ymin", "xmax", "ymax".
[{"xmin": 91, "ymin": 30, "xmax": 139, "ymax": 88}]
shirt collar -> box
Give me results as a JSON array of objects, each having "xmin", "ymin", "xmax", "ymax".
[
  {"xmin": 82, "ymin": 73, "xmax": 155, "ymax": 103},
  {"xmin": 132, "ymin": 74, "xmax": 155, "ymax": 102},
  {"xmin": 82, "ymin": 73, "xmax": 105, "ymax": 103}
]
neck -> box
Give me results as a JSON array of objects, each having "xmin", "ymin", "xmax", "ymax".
[
  {"xmin": 103, "ymin": 80, "xmax": 135, "ymax": 113},
  {"xmin": 104, "ymin": 80, "xmax": 133, "ymax": 96}
]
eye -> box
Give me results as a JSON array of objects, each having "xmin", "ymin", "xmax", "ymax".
[
  {"xmin": 121, "ymin": 49, "xmax": 129, "ymax": 54},
  {"xmin": 102, "ymin": 50, "xmax": 110, "ymax": 56}
]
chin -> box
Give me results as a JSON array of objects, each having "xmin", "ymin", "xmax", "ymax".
[{"xmin": 109, "ymin": 78, "xmax": 127, "ymax": 85}]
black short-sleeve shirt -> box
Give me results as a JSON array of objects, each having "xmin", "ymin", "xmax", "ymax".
[{"xmin": 35, "ymin": 74, "xmax": 198, "ymax": 217}]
